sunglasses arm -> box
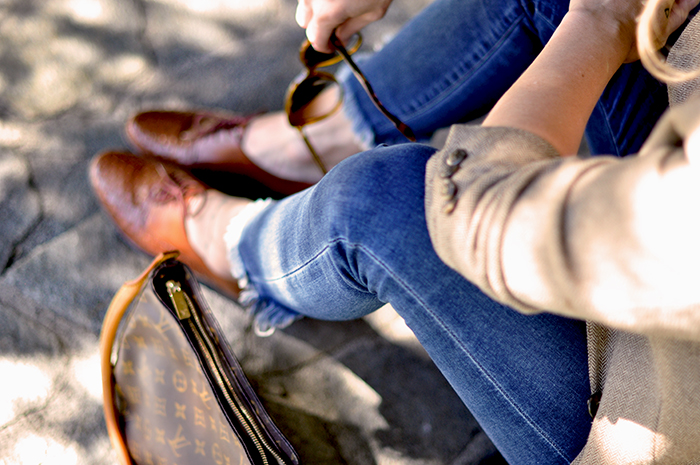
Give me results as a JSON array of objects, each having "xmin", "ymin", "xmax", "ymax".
[{"xmin": 330, "ymin": 32, "xmax": 416, "ymax": 142}]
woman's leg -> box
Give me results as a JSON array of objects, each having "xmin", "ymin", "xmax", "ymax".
[
  {"xmin": 341, "ymin": 0, "xmax": 569, "ymax": 146},
  {"xmin": 127, "ymin": 0, "xmax": 575, "ymax": 185},
  {"xmin": 584, "ymin": 5, "xmax": 700, "ymax": 156},
  {"xmin": 230, "ymin": 145, "xmax": 592, "ymax": 464},
  {"xmin": 585, "ymin": 61, "xmax": 670, "ymax": 156},
  {"xmin": 341, "ymin": 0, "xmax": 668, "ymax": 156},
  {"xmin": 128, "ymin": 0, "xmax": 667, "ymax": 187}
]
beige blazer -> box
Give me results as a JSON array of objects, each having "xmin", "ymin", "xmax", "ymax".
[{"xmin": 425, "ymin": 95, "xmax": 700, "ymax": 463}]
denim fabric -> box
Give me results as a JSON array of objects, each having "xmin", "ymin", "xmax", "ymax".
[
  {"xmin": 226, "ymin": 0, "xmax": 674, "ymax": 461},
  {"xmin": 340, "ymin": 0, "xmax": 668, "ymax": 156},
  {"xmin": 232, "ymin": 146, "xmax": 592, "ymax": 464}
]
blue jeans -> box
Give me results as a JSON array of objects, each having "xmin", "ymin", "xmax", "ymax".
[
  {"xmin": 342, "ymin": 0, "xmax": 669, "ymax": 156},
  {"xmin": 229, "ymin": 0, "xmax": 672, "ymax": 462},
  {"xmin": 233, "ymin": 147, "xmax": 591, "ymax": 464}
]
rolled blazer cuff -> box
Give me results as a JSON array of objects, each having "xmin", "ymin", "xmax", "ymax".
[
  {"xmin": 425, "ymin": 124, "xmax": 562, "ymax": 315},
  {"xmin": 425, "ymin": 107, "xmax": 700, "ymax": 341}
]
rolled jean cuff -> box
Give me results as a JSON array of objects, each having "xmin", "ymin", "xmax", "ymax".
[{"xmin": 224, "ymin": 198, "xmax": 302, "ymax": 336}]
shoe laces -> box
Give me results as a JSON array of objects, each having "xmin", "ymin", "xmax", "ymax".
[{"xmin": 151, "ymin": 163, "xmax": 207, "ymax": 218}]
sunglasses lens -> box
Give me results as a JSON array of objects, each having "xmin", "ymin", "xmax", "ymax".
[
  {"xmin": 302, "ymin": 45, "xmax": 338, "ymax": 68},
  {"xmin": 287, "ymin": 74, "xmax": 341, "ymax": 127}
]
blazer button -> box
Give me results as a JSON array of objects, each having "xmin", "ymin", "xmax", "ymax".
[
  {"xmin": 587, "ymin": 391, "xmax": 602, "ymax": 418},
  {"xmin": 439, "ymin": 162, "xmax": 460, "ymax": 179},
  {"xmin": 438, "ymin": 149, "xmax": 466, "ymax": 215},
  {"xmin": 446, "ymin": 148, "xmax": 468, "ymax": 166},
  {"xmin": 441, "ymin": 178, "xmax": 457, "ymax": 199},
  {"xmin": 440, "ymin": 149, "xmax": 467, "ymax": 178},
  {"xmin": 443, "ymin": 198, "xmax": 457, "ymax": 214}
]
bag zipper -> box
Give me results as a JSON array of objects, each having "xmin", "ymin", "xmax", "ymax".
[{"xmin": 166, "ymin": 280, "xmax": 288, "ymax": 465}]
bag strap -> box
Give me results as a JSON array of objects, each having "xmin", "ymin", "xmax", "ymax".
[{"xmin": 99, "ymin": 251, "xmax": 180, "ymax": 465}]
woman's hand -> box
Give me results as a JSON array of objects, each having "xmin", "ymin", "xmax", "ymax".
[
  {"xmin": 569, "ymin": 0, "xmax": 698, "ymax": 63},
  {"xmin": 664, "ymin": 0, "xmax": 700, "ymax": 43},
  {"xmin": 637, "ymin": 0, "xmax": 700, "ymax": 74},
  {"xmin": 632, "ymin": 0, "xmax": 698, "ymax": 62},
  {"xmin": 295, "ymin": 0, "xmax": 394, "ymax": 52}
]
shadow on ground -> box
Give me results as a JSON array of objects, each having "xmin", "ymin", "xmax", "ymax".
[{"xmin": 0, "ymin": 0, "xmax": 506, "ymax": 463}]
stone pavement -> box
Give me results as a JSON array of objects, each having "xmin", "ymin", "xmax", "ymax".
[{"xmin": 0, "ymin": 0, "xmax": 507, "ymax": 463}]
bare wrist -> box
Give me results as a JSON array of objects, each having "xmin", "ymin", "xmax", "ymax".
[{"xmin": 563, "ymin": 8, "xmax": 636, "ymax": 63}]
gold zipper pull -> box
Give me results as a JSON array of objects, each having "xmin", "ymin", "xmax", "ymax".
[{"xmin": 165, "ymin": 280, "xmax": 192, "ymax": 320}]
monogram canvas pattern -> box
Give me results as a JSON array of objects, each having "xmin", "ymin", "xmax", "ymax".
[{"xmin": 113, "ymin": 286, "xmax": 251, "ymax": 465}]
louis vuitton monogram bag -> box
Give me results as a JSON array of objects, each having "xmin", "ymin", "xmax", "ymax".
[{"xmin": 99, "ymin": 251, "xmax": 300, "ymax": 465}]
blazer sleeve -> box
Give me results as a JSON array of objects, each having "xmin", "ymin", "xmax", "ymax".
[{"xmin": 425, "ymin": 99, "xmax": 700, "ymax": 341}]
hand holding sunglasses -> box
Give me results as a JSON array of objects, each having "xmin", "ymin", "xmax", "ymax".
[{"xmin": 285, "ymin": 31, "xmax": 416, "ymax": 174}]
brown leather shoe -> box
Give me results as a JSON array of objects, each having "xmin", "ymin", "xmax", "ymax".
[
  {"xmin": 89, "ymin": 150, "xmax": 240, "ymax": 299},
  {"xmin": 125, "ymin": 110, "xmax": 312, "ymax": 197}
]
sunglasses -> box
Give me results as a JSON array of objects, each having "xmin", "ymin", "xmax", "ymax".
[{"xmin": 284, "ymin": 31, "xmax": 416, "ymax": 174}]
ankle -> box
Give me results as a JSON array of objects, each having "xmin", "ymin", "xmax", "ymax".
[
  {"xmin": 242, "ymin": 111, "xmax": 363, "ymax": 183},
  {"xmin": 185, "ymin": 191, "xmax": 250, "ymax": 280}
]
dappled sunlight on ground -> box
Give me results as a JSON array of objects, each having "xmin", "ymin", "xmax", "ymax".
[
  {"xmin": 9, "ymin": 435, "xmax": 79, "ymax": 465},
  {"xmin": 0, "ymin": 0, "xmax": 499, "ymax": 463},
  {"xmin": 0, "ymin": 359, "xmax": 51, "ymax": 425},
  {"xmin": 153, "ymin": 0, "xmax": 278, "ymax": 17}
]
